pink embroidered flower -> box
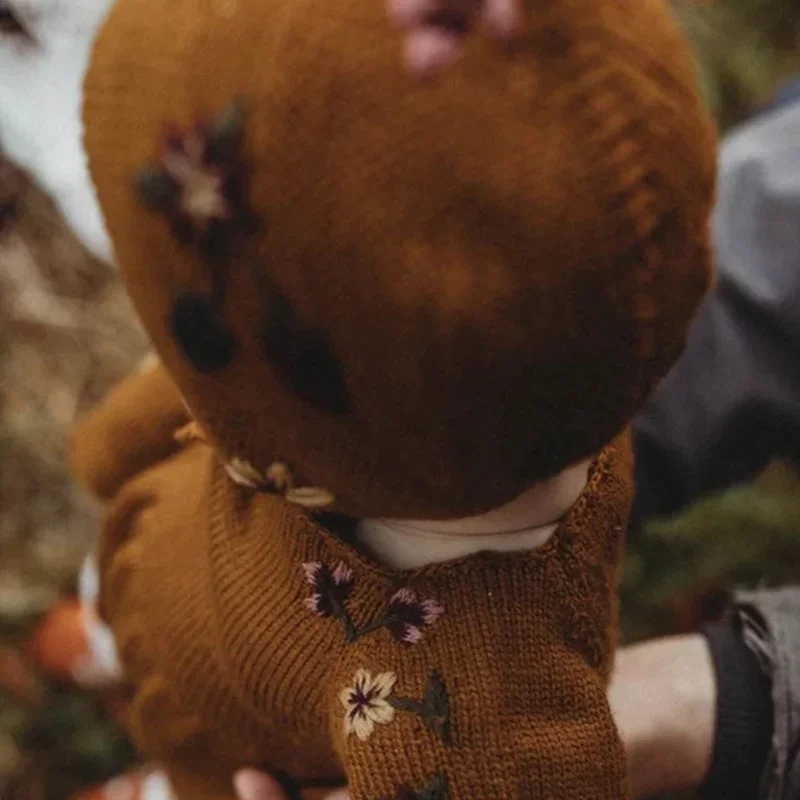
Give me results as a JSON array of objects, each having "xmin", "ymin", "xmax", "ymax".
[
  {"xmin": 385, "ymin": 588, "xmax": 444, "ymax": 644},
  {"xmin": 303, "ymin": 562, "xmax": 354, "ymax": 619},
  {"xmin": 339, "ymin": 669, "xmax": 397, "ymax": 741}
]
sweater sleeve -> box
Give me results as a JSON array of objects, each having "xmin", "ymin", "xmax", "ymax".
[
  {"xmin": 94, "ymin": 442, "xmax": 285, "ymax": 800},
  {"xmin": 633, "ymin": 103, "xmax": 800, "ymax": 524},
  {"xmin": 95, "ymin": 443, "xmax": 238, "ymax": 771},
  {"xmin": 70, "ymin": 358, "xmax": 188, "ymax": 500},
  {"xmin": 93, "ymin": 439, "xmax": 346, "ymax": 799}
]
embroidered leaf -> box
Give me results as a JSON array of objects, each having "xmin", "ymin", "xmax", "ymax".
[
  {"xmin": 419, "ymin": 773, "xmax": 448, "ymax": 800},
  {"xmin": 387, "ymin": 673, "xmax": 452, "ymax": 746},
  {"xmin": 134, "ymin": 167, "xmax": 179, "ymax": 210},
  {"xmin": 169, "ymin": 291, "xmax": 236, "ymax": 373},
  {"xmin": 422, "ymin": 671, "xmax": 452, "ymax": 745},
  {"xmin": 261, "ymin": 275, "xmax": 352, "ymax": 415},
  {"xmin": 206, "ymin": 100, "xmax": 246, "ymax": 162},
  {"xmin": 384, "ymin": 774, "xmax": 449, "ymax": 800},
  {"xmin": 387, "ymin": 696, "xmax": 424, "ymax": 715}
]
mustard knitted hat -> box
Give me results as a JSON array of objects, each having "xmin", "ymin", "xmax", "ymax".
[{"xmin": 83, "ymin": 0, "xmax": 716, "ymax": 519}]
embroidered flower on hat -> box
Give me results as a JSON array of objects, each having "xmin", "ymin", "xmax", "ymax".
[
  {"xmin": 134, "ymin": 101, "xmax": 259, "ymax": 264},
  {"xmin": 303, "ymin": 562, "xmax": 354, "ymax": 619},
  {"xmin": 340, "ymin": 669, "xmax": 397, "ymax": 741},
  {"xmin": 385, "ymin": 588, "xmax": 444, "ymax": 645}
]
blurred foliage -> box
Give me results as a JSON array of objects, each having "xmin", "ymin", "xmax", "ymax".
[
  {"xmin": 673, "ymin": 0, "xmax": 800, "ymax": 130},
  {"xmin": 0, "ymin": 685, "xmax": 135, "ymax": 800},
  {"xmin": 0, "ymin": 151, "xmax": 143, "ymax": 798},
  {"xmin": 621, "ymin": 462, "xmax": 800, "ymax": 643}
]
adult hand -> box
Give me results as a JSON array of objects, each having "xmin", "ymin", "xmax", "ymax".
[
  {"xmin": 234, "ymin": 775, "xmax": 349, "ymax": 800},
  {"xmin": 609, "ymin": 634, "xmax": 716, "ymax": 798},
  {"xmin": 233, "ymin": 635, "xmax": 716, "ymax": 800}
]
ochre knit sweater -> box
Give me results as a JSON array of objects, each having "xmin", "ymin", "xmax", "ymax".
[{"xmin": 74, "ymin": 365, "xmax": 632, "ymax": 800}]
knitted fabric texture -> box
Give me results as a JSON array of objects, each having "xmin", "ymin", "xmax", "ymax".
[
  {"xmin": 82, "ymin": 0, "xmax": 716, "ymax": 520},
  {"xmin": 70, "ymin": 359, "xmax": 187, "ymax": 500},
  {"xmin": 76, "ymin": 0, "xmax": 715, "ymax": 795},
  {"xmin": 73, "ymin": 396, "xmax": 633, "ymax": 800}
]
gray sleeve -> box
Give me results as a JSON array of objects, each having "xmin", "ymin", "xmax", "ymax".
[
  {"xmin": 732, "ymin": 588, "xmax": 800, "ymax": 800},
  {"xmin": 633, "ymin": 104, "xmax": 800, "ymax": 522}
]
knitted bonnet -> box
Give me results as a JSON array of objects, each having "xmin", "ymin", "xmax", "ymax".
[{"xmin": 83, "ymin": 0, "xmax": 716, "ymax": 520}]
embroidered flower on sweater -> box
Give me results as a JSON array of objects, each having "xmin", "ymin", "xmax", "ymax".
[
  {"xmin": 303, "ymin": 562, "xmax": 354, "ymax": 619},
  {"xmin": 134, "ymin": 101, "xmax": 259, "ymax": 263},
  {"xmin": 302, "ymin": 565, "xmax": 444, "ymax": 645},
  {"xmin": 225, "ymin": 459, "xmax": 335, "ymax": 509},
  {"xmin": 340, "ymin": 669, "xmax": 397, "ymax": 740},
  {"xmin": 285, "ymin": 486, "xmax": 336, "ymax": 510},
  {"xmin": 340, "ymin": 670, "xmax": 453, "ymax": 746},
  {"xmin": 385, "ymin": 589, "xmax": 444, "ymax": 645},
  {"xmin": 225, "ymin": 458, "xmax": 268, "ymax": 490}
]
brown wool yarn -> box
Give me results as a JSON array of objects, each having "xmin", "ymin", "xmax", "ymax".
[{"xmin": 83, "ymin": 0, "xmax": 716, "ymax": 521}]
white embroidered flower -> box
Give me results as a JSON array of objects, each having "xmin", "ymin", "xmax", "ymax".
[
  {"xmin": 265, "ymin": 461, "xmax": 294, "ymax": 493},
  {"xmin": 224, "ymin": 458, "xmax": 265, "ymax": 489},
  {"xmin": 339, "ymin": 669, "xmax": 397, "ymax": 741},
  {"xmin": 285, "ymin": 486, "xmax": 335, "ymax": 509},
  {"xmin": 225, "ymin": 458, "xmax": 335, "ymax": 508}
]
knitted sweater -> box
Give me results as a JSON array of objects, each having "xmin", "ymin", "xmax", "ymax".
[{"xmin": 73, "ymin": 366, "xmax": 632, "ymax": 800}]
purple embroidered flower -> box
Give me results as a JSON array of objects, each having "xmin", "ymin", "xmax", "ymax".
[
  {"xmin": 385, "ymin": 588, "xmax": 444, "ymax": 644},
  {"xmin": 303, "ymin": 561, "xmax": 354, "ymax": 618},
  {"xmin": 134, "ymin": 101, "xmax": 258, "ymax": 263}
]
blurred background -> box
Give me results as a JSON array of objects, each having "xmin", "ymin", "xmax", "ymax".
[{"xmin": 2, "ymin": 1, "xmax": 800, "ymax": 798}]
